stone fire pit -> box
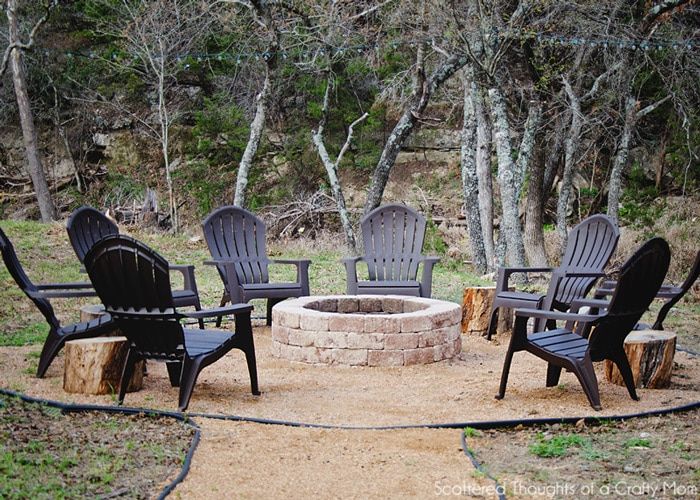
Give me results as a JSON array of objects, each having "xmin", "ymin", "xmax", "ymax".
[{"xmin": 270, "ymin": 295, "xmax": 462, "ymax": 366}]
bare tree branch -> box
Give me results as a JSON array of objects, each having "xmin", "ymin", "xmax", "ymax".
[{"xmin": 0, "ymin": 0, "xmax": 56, "ymax": 78}]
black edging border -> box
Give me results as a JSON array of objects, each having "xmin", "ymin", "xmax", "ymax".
[
  {"xmin": 0, "ymin": 388, "xmax": 200, "ymax": 500},
  {"xmin": 461, "ymin": 431, "xmax": 507, "ymax": 500}
]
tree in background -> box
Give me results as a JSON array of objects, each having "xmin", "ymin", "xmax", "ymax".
[
  {"xmin": 87, "ymin": 0, "xmax": 210, "ymax": 231},
  {"xmin": 1, "ymin": 0, "xmax": 57, "ymax": 221}
]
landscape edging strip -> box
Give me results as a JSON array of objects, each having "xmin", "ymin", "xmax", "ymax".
[
  {"xmin": 461, "ymin": 431, "xmax": 507, "ymax": 500},
  {"xmin": 0, "ymin": 388, "xmax": 200, "ymax": 500},
  {"xmin": 2, "ymin": 388, "xmax": 699, "ymax": 500}
]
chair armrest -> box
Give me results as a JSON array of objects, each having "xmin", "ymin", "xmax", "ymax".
[
  {"xmin": 30, "ymin": 289, "xmax": 97, "ymax": 299},
  {"xmin": 560, "ymin": 269, "xmax": 606, "ymax": 278},
  {"xmin": 514, "ymin": 307, "xmax": 601, "ymax": 324},
  {"xmin": 170, "ymin": 264, "xmax": 197, "ymax": 292},
  {"xmin": 496, "ymin": 266, "xmax": 554, "ymax": 291},
  {"xmin": 32, "ymin": 281, "xmax": 97, "ymax": 298},
  {"xmin": 569, "ymin": 298, "xmax": 610, "ymax": 310},
  {"xmin": 341, "ymin": 257, "xmax": 364, "ymax": 295},
  {"xmin": 593, "ymin": 287, "xmax": 615, "ymax": 298},
  {"xmin": 36, "ymin": 281, "xmax": 94, "ymax": 290},
  {"xmin": 182, "ymin": 303, "xmax": 253, "ymax": 320},
  {"xmin": 270, "ymin": 259, "xmax": 311, "ymax": 295},
  {"xmin": 271, "ymin": 259, "xmax": 312, "ymax": 265},
  {"xmin": 418, "ymin": 256, "xmax": 440, "ymax": 297}
]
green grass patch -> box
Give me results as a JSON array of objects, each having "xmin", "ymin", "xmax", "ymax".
[
  {"xmin": 623, "ymin": 437, "xmax": 653, "ymax": 449},
  {"xmin": 464, "ymin": 427, "xmax": 482, "ymax": 438},
  {"xmin": 529, "ymin": 433, "xmax": 589, "ymax": 458},
  {"xmin": 0, "ymin": 322, "xmax": 47, "ymax": 347}
]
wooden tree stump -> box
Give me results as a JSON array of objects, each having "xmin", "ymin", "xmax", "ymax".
[
  {"xmin": 461, "ymin": 286, "xmax": 513, "ymax": 336},
  {"xmin": 63, "ymin": 337, "xmax": 144, "ymax": 395},
  {"xmin": 80, "ymin": 304, "xmax": 108, "ymax": 323},
  {"xmin": 604, "ymin": 330, "xmax": 676, "ymax": 389}
]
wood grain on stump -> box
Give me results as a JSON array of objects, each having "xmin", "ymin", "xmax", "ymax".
[
  {"xmin": 461, "ymin": 286, "xmax": 512, "ymax": 336},
  {"xmin": 63, "ymin": 337, "xmax": 143, "ymax": 395},
  {"xmin": 604, "ymin": 330, "xmax": 676, "ymax": 389}
]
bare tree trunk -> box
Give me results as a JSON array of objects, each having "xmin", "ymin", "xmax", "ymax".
[
  {"xmin": 515, "ymin": 101, "xmax": 542, "ymax": 198},
  {"xmin": 460, "ymin": 68, "xmax": 486, "ymax": 273},
  {"xmin": 516, "ymin": 100, "xmax": 545, "ymax": 266},
  {"xmin": 312, "ymin": 78, "xmax": 366, "ymax": 251},
  {"xmin": 543, "ymin": 111, "xmax": 567, "ymax": 205},
  {"xmin": 489, "ymin": 86, "xmax": 526, "ymax": 267},
  {"xmin": 234, "ymin": 71, "xmax": 269, "ymax": 208},
  {"xmin": 473, "ymin": 81, "xmax": 495, "ymax": 270},
  {"xmin": 6, "ymin": 0, "xmax": 56, "ymax": 222},
  {"xmin": 155, "ymin": 58, "xmax": 177, "ymax": 231},
  {"xmin": 556, "ymin": 78, "xmax": 583, "ymax": 248},
  {"xmin": 607, "ymin": 94, "xmax": 670, "ymax": 222},
  {"xmin": 607, "ymin": 96, "xmax": 636, "ymax": 224},
  {"xmin": 364, "ymin": 53, "xmax": 468, "ymax": 214},
  {"xmin": 523, "ymin": 150, "xmax": 549, "ymax": 266}
]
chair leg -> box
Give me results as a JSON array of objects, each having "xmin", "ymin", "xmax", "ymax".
[
  {"xmin": 610, "ymin": 352, "xmax": 640, "ymax": 401},
  {"xmin": 486, "ymin": 308, "xmax": 499, "ymax": 341},
  {"xmin": 166, "ymin": 361, "xmax": 183, "ymax": 387},
  {"xmin": 495, "ymin": 341, "xmax": 516, "ymax": 400},
  {"xmin": 118, "ymin": 348, "xmax": 140, "ymax": 405},
  {"xmin": 570, "ymin": 358, "xmax": 602, "ymax": 411},
  {"xmin": 266, "ymin": 298, "xmax": 285, "ymax": 326},
  {"xmin": 194, "ymin": 298, "xmax": 205, "ymax": 330},
  {"xmin": 215, "ymin": 291, "xmax": 228, "ymax": 328},
  {"xmin": 36, "ymin": 330, "xmax": 63, "ymax": 378},
  {"xmin": 546, "ymin": 363, "xmax": 562, "ymax": 387},
  {"xmin": 244, "ymin": 347, "xmax": 260, "ymax": 396},
  {"xmin": 177, "ymin": 356, "xmax": 203, "ymax": 412}
]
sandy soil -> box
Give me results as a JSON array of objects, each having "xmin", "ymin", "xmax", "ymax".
[
  {"xmin": 2, "ymin": 327, "xmax": 698, "ymax": 498},
  {"xmin": 4, "ymin": 328, "xmax": 698, "ymax": 426},
  {"xmin": 171, "ymin": 421, "xmax": 494, "ymax": 499}
]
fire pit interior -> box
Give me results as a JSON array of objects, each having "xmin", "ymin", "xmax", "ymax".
[{"xmin": 271, "ymin": 295, "xmax": 462, "ymax": 366}]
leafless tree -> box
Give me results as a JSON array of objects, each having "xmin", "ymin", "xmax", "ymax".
[
  {"xmin": 1, "ymin": 0, "xmax": 57, "ymax": 221},
  {"xmin": 89, "ymin": 0, "xmax": 210, "ymax": 231}
]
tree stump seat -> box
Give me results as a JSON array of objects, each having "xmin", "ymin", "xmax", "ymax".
[
  {"xmin": 462, "ymin": 286, "xmax": 513, "ymax": 336},
  {"xmin": 63, "ymin": 337, "xmax": 144, "ymax": 395},
  {"xmin": 604, "ymin": 329, "xmax": 676, "ymax": 389},
  {"xmin": 80, "ymin": 304, "xmax": 108, "ymax": 323}
]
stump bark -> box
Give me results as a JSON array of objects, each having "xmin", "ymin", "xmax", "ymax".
[
  {"xmin": 461, "ymin": 286, "xmax": 512, "ymax": 336},
  {"xmin": 63, "ymin": 337, "xmax": 144, "ymax": 395},
  {"xmin": 604, "ymin": 330, "xmax": 676, "ymax": 389}
]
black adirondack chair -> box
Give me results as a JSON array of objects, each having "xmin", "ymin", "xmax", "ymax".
[
  {"xmin": 0, "ymin": 226, "xmax": 113, "ymax": 378},
  {"xmin": 486, "ymin": 214, "xmax": 619, "ymax": 340},
  {"xmin": 67, "ymin": 206, "xmax": 204, "ymax": 328},
  {"xmin": 202, "ymin": 206, "xmax": 311, "ymax": 326},
  {"xmin": 84, "ymin": 235, "xmax": 259, "ymax": 412},
  {"xmin": 343, "ymin": 204, "xmax": 439, "ymax": 297},
  {"xmin": 593, "ymin": 249, "xmax": 700, "ymax": 331},
  {"xmin": 496, "ymin": 238, "xmax": 670, "ymax": 410}
]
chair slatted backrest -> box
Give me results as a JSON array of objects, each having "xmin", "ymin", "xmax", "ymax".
[
  {"xmin": 0, "ymin": 226, "xmax": 59, "ymax": 330},
  {"xmin": 361, "ymin": 204, "xmax": 427, "ymax": 281},
  {"xmin": 202, "ymin": 206, "xmax": 270, "ymax": 286},
  {"xmin": 66, "ymin": 206, "xmax": 119, "ymax": 263},
  {"xmin": 84, "ymin": 235, "xmax": 183, "ymax": 360},
  {"xmin": 588, "ymin": 238, "xmax": 670, "ymax": 359},
  {"xmin": 653, "ymin": 249, "xmax": 700, "ymax": 330},
  {"xmin": 552, "ymin": 214, "xmax": 620, "ymax": 305}
]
